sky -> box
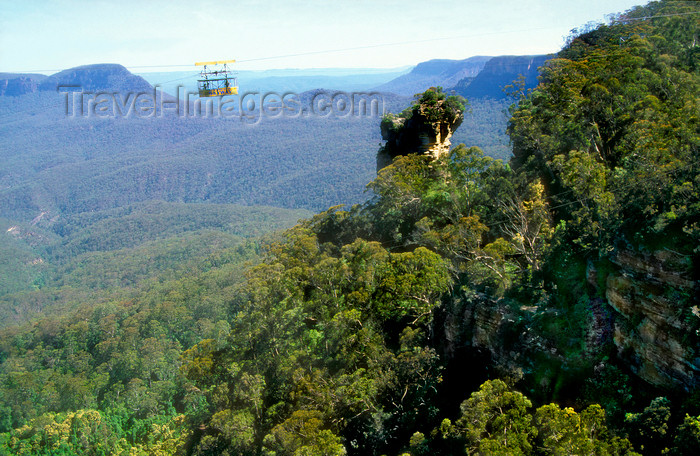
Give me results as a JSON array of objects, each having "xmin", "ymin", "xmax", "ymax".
[{"xmin": 1, "ymin": 0, "xmax": 648, "ymax": 74}]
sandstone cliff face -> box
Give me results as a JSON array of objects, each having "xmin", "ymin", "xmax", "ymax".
[
  {"xmin": 376, "ymin": 95, "xmax": 463, "ymax": 172},
  {"xmin": 606, "ymin": 249, "xmax": 698, "ymax": 390},
  {"xmin": 443, "ymin": 247, "xmax": 698, "ymax": 395},
  {"xmin": 452, "ymin": 54, "xmax": 550, "ymax": 100},
  {"xmin": 442, "ymin": 292, "xmax": 546, "ymax": 385}
]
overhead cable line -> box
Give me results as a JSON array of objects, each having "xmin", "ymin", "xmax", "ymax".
[
  {"xmin": 6, "ymin": 9, "xmax": 698, "ymax": 75},
  {"xmin": 4, "ymin": 25, "xmax": 557, "ymax": 75}
]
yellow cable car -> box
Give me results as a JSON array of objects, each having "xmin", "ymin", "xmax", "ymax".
[{"xmin": 195, "ymin": 60, "xmax": 238, "ymax": 97}]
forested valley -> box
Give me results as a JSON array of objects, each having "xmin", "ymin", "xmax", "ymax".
[{"xmin": 1, "ymin": 1, "xmax": 699, "ymax": 454}]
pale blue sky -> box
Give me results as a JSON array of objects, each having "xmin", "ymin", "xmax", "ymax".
[{"xmin": 1, "ymin": 0, "xmax": 646, "ymax": 74}]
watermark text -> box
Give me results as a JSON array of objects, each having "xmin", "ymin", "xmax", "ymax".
[{"xmin": 58, "ymin": 85, "xmax": 385, "ymax": 123}]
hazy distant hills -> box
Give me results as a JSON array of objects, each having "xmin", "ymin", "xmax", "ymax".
[
  {"xmin": 0, "ymin": 73, "xmax": 47, "ymax": 81},
  {"xmin": 39, "ymin": 63, "xmax": 153, "ymax": 92},
  {"xmin": 139, "ymin": 67, "xmax": 412, "ymax": 98},
  {"xmin": 0, "ymin": 92, "xmax": 385, "ymax": 221},
  {"xmin": 236, "ymin": 71, "xmax": 409, "ymax": 94},
  {"xmin": 373, "ymin": 56, "xmax": 492, "ymax": 96},
  {"xmin": 0, "ymin": 73, "xmax": 47, "ymax": 96},
  {"xmin": 0, "ymin": 57, "xmax": 523, "ymax": 226},
  {"xmin": 2, "ymin": 54, "xmax": 551, "ymax": 101},
  {"xmin": 0, "ymin": 64, "xmax": 152, "ymax": 96},
  {"xmin": 375, "ymin": 54, "xmax": 551, "ymax": 99}
]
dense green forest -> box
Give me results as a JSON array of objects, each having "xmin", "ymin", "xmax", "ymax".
[
  {"xmin": 1, "ymin": 1, "xmax": 699, "ymax": 454},
  {"xmin": 0, "ymin": 201, "xmax": 310, "ymax": 325}
]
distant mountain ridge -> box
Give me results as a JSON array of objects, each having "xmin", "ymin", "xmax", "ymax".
[
  {"xmin": 39, "ymin": 63, "xmax": 153, "ymax": 92},
  {"xmin": 454, "ymin": 54, "xmax": 551, "ymax": 99},
  {"xmin": 375, "ymin": 54, "xmax": 552, "ymax": 100},
  {"xmin": 1, "ymin": 65, "xmax": 409, "ymax": 99},
  {"xmin": 1, "ymin": 56, "xmax": 552, "ymax": 101},
  {"xmin": 0, "ymin": 73, "xmax": 48, "ymax": 81},
  {"xmin": 0, "ymin": 64, "xmax": 153, "ymax": 96},
  {"xmin": 374, "ymin": 56, "xmax": 492, "ymax": 96}
]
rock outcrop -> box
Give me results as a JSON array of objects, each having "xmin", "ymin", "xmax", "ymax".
[
  {"xmin": 377, "ymin": 87, "xmax": 464, "ymax": 171},
  {"xmin": 606, "ymin": 248, "xmax": 699, "ymax": 390},
  {"xmin": 441, "ymin": 246, "xmax": 698, "ymax": 395}
]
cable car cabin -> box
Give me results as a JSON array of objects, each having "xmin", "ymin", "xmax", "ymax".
[{"xmin": 195, "ymin": 60, "xmax": 238, "ymax": 97}]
